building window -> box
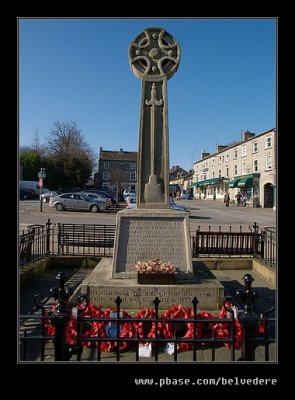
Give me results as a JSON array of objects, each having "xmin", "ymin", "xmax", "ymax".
[
  {"xmin": 241, "ymin": 146, "xmax": 246, "ymax": 157},
  {"xmin": 212, "ymin": 159, "xmax": 215, "ymax": 166},
  {"xmin": 222, "ymin": 155, "xmax": 224, "ymax": 162},
  {"xmin": 225, "ymin": 153, "xmax": 229, "ymax": 162},
  {"xmin": 226, "ymin": 167, "xmax": 229, "ymax": 178},
  {"xmin": 103, "ymin": 172, "xmax": 110, "ymax": 180},
  {"xmin": 234, "ymin": 165, "xmax": 238, "ymax": 176},
  {"xmin": 203, "ymin": 174, "xmax": 207, "ymax": 181},
  {"xmin": 242, "ymin": 162, "xmax": 247, "ymax": 174},
  {"xmin": 102, "ymin": 183, "xmax": 109, "ymax": 189},
  {"xmin": 130, "ymin": 162, "xmax": 136, "ymax": 170},
  {"xmin": 253, "ymin": 142, "xmax": 258, "ymax": 153},
  {"xmin": 265, "ymin": 155, "xmax": 272, "ymax": 170},
  {"xmin": 218, "ymin": 170, "xmax": 221, "ymax": 178},
  {"xmin": 130, "ymin": 171, "xmax": 136, "ymax": 181},
  {"xmin": 212, "ymin": 171, "xmax": 215, "ymax": 178},
  {"xmin": 103, "ymin": 161, "xmax": 109, "ymax": 169},
  {"xmin": 265, "ymin": 137, "xmax": 272, "ymax": 149},
  {"xmin": 234, "ymin": 149, "xmax": 238, "ymax": 159},
  {"xmin": 218, "ymin": 157, "xmax": 221, "ymax": 165},
  {"xmin": 253, "ymin": 160, "xmax": 258, "ymax": 172}
]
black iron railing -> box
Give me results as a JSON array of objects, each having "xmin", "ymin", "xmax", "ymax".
[
  {"xmin": 19, "ymin": 220, "xmax": 275, "ymax": 268},
  {"xmin": 191, "ymin": 222, "xmax": 263, "ymax": 258},
  {"xmin": 19, "ymin": 272, "xmax": 275, "ymax": 362},
  {"xmin": 261, "ymin": 227, "xmax": 276, "ymax": 267},
  {"xmin": 19, "ymin": 224, "xmax": 50, "ymax": 269}
]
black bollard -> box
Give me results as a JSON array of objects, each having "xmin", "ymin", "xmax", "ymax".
[
  {"xmin": 49, "ymin": 272, "xmax": 73, "ymax": 361},
  {"xmin": 236, "ymin": 273, "xmax": 260, "ymax": 361}
]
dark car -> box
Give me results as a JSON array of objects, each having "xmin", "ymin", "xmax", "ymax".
[{"xmin": 20, "ymin": 188, "xmax": 37, "ymax": 200}]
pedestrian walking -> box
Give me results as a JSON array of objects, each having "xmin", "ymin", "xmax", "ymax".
[
  {"xmin": 225, "ymin": 193, "xmax": 230, "ymax": 207},
  {"xmin": 235, "ymin": 192, "xmax": 241, "ymax": 206}
]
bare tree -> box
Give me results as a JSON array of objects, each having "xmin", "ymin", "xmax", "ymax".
[
  {"xmin": 46, "ymin": 121, "xmax": 91, "ymax": 158},
  {"xmin": 31, "ymin": 129, "xmax": 46, "ymax": 157},
  {"xmin": 45, "ymin": 121, "xmax": 95, "ymax": 189}
]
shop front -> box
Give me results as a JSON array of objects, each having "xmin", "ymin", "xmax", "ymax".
[{"xmin": 229, "ymin": 173, "xmax": 260, "ymax": 206}]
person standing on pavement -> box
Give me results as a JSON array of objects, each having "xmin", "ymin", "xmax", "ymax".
[
  {"xmin": 225, "ymin": 193, "xmax": 230, "ymax": 207},
  {"xmin": 235, "ymin": 192, "xmax": 241, "ymax": 206}
]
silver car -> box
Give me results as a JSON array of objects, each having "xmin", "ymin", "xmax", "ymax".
[
  {"xmin": 41, "ymin": 191, "xmax": 61, "ymax": 203},
  {"xmin": 79, "ymin": 192, "xmax": 111, "ymax": 208},
  {"xmin": 49, "ymin": 193, "xmax": 106, "ymax": 212}
]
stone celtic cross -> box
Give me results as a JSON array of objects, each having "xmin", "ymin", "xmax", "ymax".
[{"xmin": 129, "ymin": 27, "xmax": 181, "ymax": 208}]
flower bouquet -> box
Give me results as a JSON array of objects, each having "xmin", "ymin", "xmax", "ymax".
[{"xmin": 136, "ymin": 258, "xmax": 175, "ymax": 284}]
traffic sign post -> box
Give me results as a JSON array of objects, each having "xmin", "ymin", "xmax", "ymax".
[{"xmin": 38, "ymin": 168, "xmax": 46, "ymax": 212}]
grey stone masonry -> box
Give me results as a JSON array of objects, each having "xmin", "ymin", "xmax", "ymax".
[
  {"xmin": 129, "ymin": 27, "xmax": 180, "ymax": 208},
  {"xmin": 112, "ymin": 209, "xmax": 193, "ymax": 277}
]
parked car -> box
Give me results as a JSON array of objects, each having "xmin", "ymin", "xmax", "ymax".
[
  {"xmin": 41, "ymin": 191, "xmax": 62, "ymax": 203},
  {"xmin": 49, "ymin": 193, "xmax": 106, "ymax": 212},
  {"xmin": 84, "ymin": 190, "xmax": 116, "ymax": 205},
  {"xmin": 79, "ymin": 192, "xmax": 111, "ymax": 208},
  {"xmin": 126, "ymin": 197, "xmax": 190, "ymax": 212},
  {"xmin": 20, "ymin": 188, "xmax": 37, "ymax": 200}
]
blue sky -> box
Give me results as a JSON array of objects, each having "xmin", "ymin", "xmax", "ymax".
[{"xmin": 19, "ymin": 18, "xmax": 276, "ymax": 173}]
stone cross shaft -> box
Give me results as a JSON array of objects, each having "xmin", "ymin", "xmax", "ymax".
[{"xmin": 129, "ymin": 27, "xmax": 180, "ymax": 208}]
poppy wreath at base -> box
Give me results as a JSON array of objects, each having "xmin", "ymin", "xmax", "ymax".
[{"xmin": 44, "ymin": 301, "xmax": 265, "ymax": 352}]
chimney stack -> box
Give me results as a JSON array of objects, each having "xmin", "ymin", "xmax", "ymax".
[
  {"xmin": 217, "ymin": 145, "xmax": 228, "ymax": 152},
  {"xmin": 243, "ymin": 130, "xmax": 255, "ymax": 141},
  {"xmin": 201, "ymin": 149, "xmax": 210, "ymax": 159}
]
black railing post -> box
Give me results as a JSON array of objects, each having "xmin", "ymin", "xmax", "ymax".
[
  {"xmin": 115, "ymin": 296, "xmax": 122, "ymax": 361},
  {"xmin": 192, "ymin": 296, "xmax": 199, "ymax": 361},
  {"xmin": 263, "ymin": 298, "xmax": 275, "ymax": 361},
  {"xmin": 46, "ymin": 219, "xmax": 52, "ymax": 255},
  {"xmin": 236, "ymin": 273, "xmax": 260, "ymax": 361},
  {"xmin": 49, "ymin": 272, "xmax": 73, "ymax": 361},
  {"xmin": 153, "ymin": 297, "xmax": 160, "ymax": 361},
  {"xmin": 249, "ymin": 222, "xmax": 260, "ymax": 256}
]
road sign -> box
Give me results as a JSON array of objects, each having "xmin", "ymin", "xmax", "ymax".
[{"xmin": 38, "ymin": 169, "xmax": 46, "ymax": 179}]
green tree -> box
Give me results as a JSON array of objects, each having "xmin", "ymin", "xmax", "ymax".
[{"xmin": 19, "ymin": 148, "xmax": 41, "ymax": 180}]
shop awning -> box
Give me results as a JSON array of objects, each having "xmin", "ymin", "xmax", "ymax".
[
  {"xmin": 205, "ymin": 177, "xmax": 224, "ymax": 185},
  {"xmin": 190, "ymin": 177, "xmax": 224, "ymax": 188},
  {"xmin": 189, "ymin": 182, "xmax": 199, "ymax": 187},
  {"xmin": 237, "ymin": 175, "xmax": 253, "ymax": 188},
  {"xmin": 228, "ymin": 177, "xmax": 241, "ymax": 188}
]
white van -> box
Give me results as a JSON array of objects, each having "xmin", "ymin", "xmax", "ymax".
[{"xmin": 20, "ymin": 180, "xmax": 50, "ymax": 197}]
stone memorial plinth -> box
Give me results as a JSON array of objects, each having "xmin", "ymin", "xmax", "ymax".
[
  {"xmin": 112, "ymin": 208, "xmax": 193, "ymax": 279},
  {"xmin": 81, "ymin": 258, "xmax": 224, "ymax": 310}
]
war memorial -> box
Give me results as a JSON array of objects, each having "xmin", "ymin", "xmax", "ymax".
[{"xmin": 81, "ymin": 27, "xmax": 223, "ymax": 310}]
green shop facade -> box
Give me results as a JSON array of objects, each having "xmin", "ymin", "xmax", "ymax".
[{"xmin": 190, "ymin": 173, "xmax": 265, "ymax": 206}]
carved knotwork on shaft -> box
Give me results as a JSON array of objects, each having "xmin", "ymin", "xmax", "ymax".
[{"xmin": 145, "ymin": 83, "xmax": 163, "ymax": 176}]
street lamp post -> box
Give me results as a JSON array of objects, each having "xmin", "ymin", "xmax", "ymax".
[
  {"xmin": 117, "ymin": 162, "xmax": 123, "ymax": 207},
  {"xmin": 38, "ymin": 168, "xmax": 46, "ymax": 212}
]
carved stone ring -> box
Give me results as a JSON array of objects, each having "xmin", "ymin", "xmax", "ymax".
[{"xmin": 129, "ymin": 27, "xmax": 181, "ymax": 81}]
